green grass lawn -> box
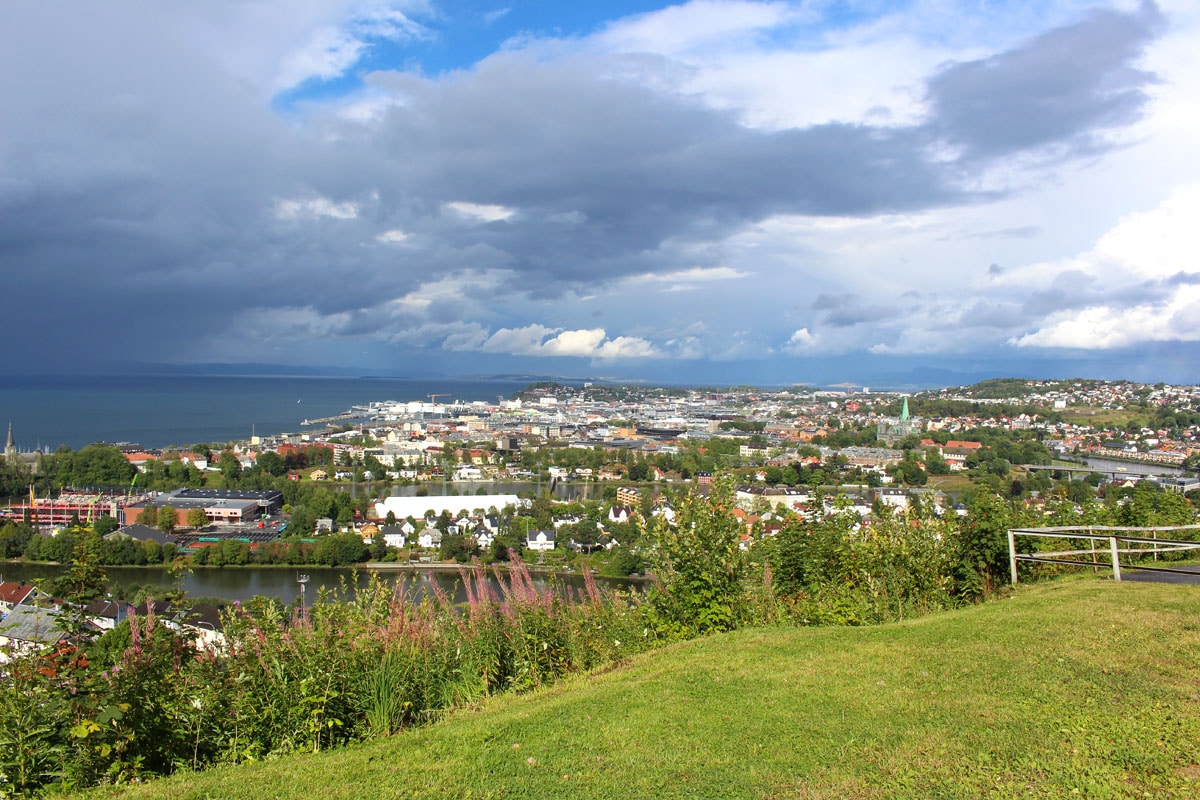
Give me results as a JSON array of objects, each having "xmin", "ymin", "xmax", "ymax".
[
  {"xmin": 1059, "ymin": 408, "xmax": 1148, "ymax": 429},
  {"xmin": 81, "ymin": 578, "xmax": 1200, "ymax": 800},
  {"xmin": 926, "ymin": 473, "xmax": 975, "ymax": 493}
]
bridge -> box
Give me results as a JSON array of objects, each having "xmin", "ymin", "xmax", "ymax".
[{"xmin": 1020, "ymin": 464, "xmax": 1160, "ymax": 482}]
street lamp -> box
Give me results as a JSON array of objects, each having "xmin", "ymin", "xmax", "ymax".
[{"xmin": 297, "ymin": 573, "xmax": 309, "ymax": 620}]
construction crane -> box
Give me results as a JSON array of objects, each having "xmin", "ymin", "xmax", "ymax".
[{"xmin": 427, "ymin": 393, "xmax": 449, "ymax": 403}]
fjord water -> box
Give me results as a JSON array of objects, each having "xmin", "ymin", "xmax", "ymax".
[
  {"xmin": 0, "ymin": 562, "xmax": 639, "ymax": 605},
  {"xmin": 0, "ymin": 374, "xmax": 530, "ymax": 450}
]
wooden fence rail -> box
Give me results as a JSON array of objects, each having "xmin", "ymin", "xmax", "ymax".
[{"xmin": 1008, "ymin": 525, "xmax": 1200, "ymax": 584}]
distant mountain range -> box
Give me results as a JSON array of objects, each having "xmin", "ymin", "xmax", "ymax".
[{"xmin": 96, "ymin": 360, "xmax": 1111, "ymax": 393}]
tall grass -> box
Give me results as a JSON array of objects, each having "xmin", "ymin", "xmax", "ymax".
[{"xmin": 0, "ymin": 554, "xmax": 656, "ymax": 795}]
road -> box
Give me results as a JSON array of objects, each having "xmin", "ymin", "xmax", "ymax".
[{"xmin": 1121, "ymin": 565, "xmax": 1200, "ymax": 585}]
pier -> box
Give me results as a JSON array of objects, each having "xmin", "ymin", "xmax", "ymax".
[{"xmin": 301, "ymin": 412, "xmax": 357, "ymax": 426}]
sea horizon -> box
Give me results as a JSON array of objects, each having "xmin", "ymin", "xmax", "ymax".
[{"xmin": 0, "ymin": 374, "xmax": 537, "ymax": 452}]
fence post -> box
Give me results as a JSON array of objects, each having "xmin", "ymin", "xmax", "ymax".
[
  {"xmin": 1008, "ymin": 529, "xmax": 1018, "ymax": 585},
  {"xmin": 1110, "ymin": 536, "xmax": 1121, "ymax": 582}
]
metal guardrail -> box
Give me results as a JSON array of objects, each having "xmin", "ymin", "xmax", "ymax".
[{"xmin": 1008, "ymin": 525, "xmax": 1200, "ymax": 584}]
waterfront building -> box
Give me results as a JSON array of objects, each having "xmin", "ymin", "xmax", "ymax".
[{"xmin": 374, "ymin": 494, "xmax": 524, "ymax": 521}]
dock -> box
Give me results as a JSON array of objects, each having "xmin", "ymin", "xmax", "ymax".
[{"xmin": 301, "ymin": 412, "xmax": 357, "ymax": 426}]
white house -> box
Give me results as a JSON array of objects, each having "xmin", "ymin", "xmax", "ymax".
[
  {"xmin": 418, "ymin": 526, "xmax": 443, "ymax": 549},
  {"xmin": 608, "ymin": 506, "xmax": 634, "ymax": 524},
  {"xmin": 651, "ymin": 503, "xmax": 677, "ymax": 525},
  {"xmin": 526, "ymin": 529, "xmax": 556, "ymax": 551},
  {"xmin": 471, "ymin": 524, "xmax": 495, "ymax": 549},
  {"xmin": 379, "ymin": 525, "xmax": 407, "ymax": 548}
]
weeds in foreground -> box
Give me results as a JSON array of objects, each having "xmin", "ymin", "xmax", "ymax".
[{"xmin": 0, "ymin": 555, "xmax": 654, "ymax": 796}]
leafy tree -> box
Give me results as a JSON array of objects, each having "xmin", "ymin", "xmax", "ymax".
[
  {"xmin": 605, "ymin": 546, "xmax": 648, "ymax": 576},
  {"xmin": 137, "ymin": 504, "xmax": 159, "ymax": 527},
  {"xmin": 369, "ymin": 532, "xmax": 388, "ymax": 561},
  {"xmin": 0, "ymin": 521, "xmax": 36, "ymax": 557},
  {"xmin": 925, "ymin": 451, "xmax": 951, "ymax": 475},
  {"xmin": 257, "ymin": 450, "xmax": 286, "ymax": 476},
  {"xmin": 43, "ymin": 443, "xmax": 137, "ymax": 488},
  {"xmin": 218, "ymin": 451, "xmax": 242, "ymax": 484},
  {"xmin": 53, "ymin": 531, "xmax": 108, "ymax": 640},
  {"xmin": 1115, "ymin": 482, "xmax": 1196, "ymax": 527},
  {"xmin": 646, "ymin": 477, "xmax": 749, "ymax": 637},
  {"xmin": 957, "ymin": 492, "xmax": 1021, "ymax": 598},
  {"xmin": 440, "ymin": 533, "xmax": 478, "ymax": 563},
  {"xmin": 186, "ymin": 508, "xmax": 209, "ymax": 529},
  {"xmin": 93, "ymin": 514, "xmax": 119, "ymax": 537},
  {"xmin": 157, "ymin": 505, "xmax": 179, "ymax": 536}
]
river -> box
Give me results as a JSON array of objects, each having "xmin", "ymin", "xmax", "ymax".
[
  {"xmin": 1071, "ymin": 456, "xmax": 1186, "ymax": 477},
  {"xmin": 378, "ymin": 479, "xmax": 601, "ymax": 502},
  {"xmin": 0, "ymin": 562, "xmax": 642, "ymax": 606}
]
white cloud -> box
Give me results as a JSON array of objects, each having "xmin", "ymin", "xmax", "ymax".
[
  {"xmin": 1009, "ymin": 294, "xmax": 1198, "ymax": 349},
  {"xmin": 784, "ymin": 327, "xmax": 816, "ymax": 351},
  {"xmin": 445, "ymin": 201, "xmax": 516, "ymax": 222},
  {"xmin": 623, "ymin": 265, "xmax": 750, "ymax": 292},
  {"xmin": 595, "ymin": 335, "xmax": 657, "ymax": 358},
  {"xmin": 541, "ymin": 328, "xmax": 609, "ymax": 356},
  {"xmin": 597, "ymin": 1, "xmax": 795, "ymax": 57},
  {"xmin": 628, "ymin": 265, "xmax": 748, "ymax": 283},
  {"xmin": 275, "ymin": 196, "xmax": 359, "ymax": 220},
  {"xmin": 476, "ymin": 324, "xmax": 659, "ymax": 359},
  {"xmin": 375, "ymin": 229, "xmax": 409, "ymax": 243},
  {"xmin": 386, "ymin": 270, "xmax": 506, "ymax": 312},
  {"xmin": 1000, "ymin": 184, "xmax": 1200, "ymax": 349},
  {"xmin": 272, "ymin": 4, "xmax": 431, "ymax": 92},
  {"xmin": 276, "ymin": 26, "xmax": 369, "ymax": 91}
]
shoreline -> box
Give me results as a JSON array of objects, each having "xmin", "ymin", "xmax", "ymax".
[{"xmin": 0, "ymin": 557, "xmax": 646, "ymax": 583}]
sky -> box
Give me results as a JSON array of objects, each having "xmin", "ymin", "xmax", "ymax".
[{"xmin": 2, "ymin": 0, "xmax": 1199, "ymax": 388}]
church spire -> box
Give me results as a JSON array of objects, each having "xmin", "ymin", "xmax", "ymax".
[
  {"xmin": 900, "ymin": 397, "xmax": 909, "ymax": 422},
  {"xmin": 4, "ymin": 422, "xmax": 14, "ymax": 461}
]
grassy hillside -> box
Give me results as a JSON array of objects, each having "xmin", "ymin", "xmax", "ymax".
[{"xmin": 82, "ymin": 578, "xmax": 1200, "ymax": 799}]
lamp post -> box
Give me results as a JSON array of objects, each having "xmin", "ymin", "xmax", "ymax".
[{"xmin": 297, "ymin": 573, "xmax": 309, "ymax": 620}]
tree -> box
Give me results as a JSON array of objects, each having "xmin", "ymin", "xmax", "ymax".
[
  {"xmin": 957, "ymin": 492, "xmax": 1019, "ymax": 598},
  {"xmin": 53, "ymin": 532, "xmax": 108, "ymax": 640},
  {"xmin": 218, "ymin": 451, "xmax": 242, "ymax": 484},
  {"xmin": 369, "ymin": 532, "xmax": 388, "ymax": 561},
  {"xmin": 925, "ymin": 451, "xmax": 951, "ymax": 475},
  {"xmin": 157, "ymin": 506, "xmax": 178, "ymax": 536},
  {"xmin": 137, "ymin": 504, "xmax": 159, "ymax": 527},
  {"xmin": 646, "ymin": 477, "xmax": 749, "ymax": 638},
  {"xmin": 93, "ymin": 515, "xmax": 119, "ymax": 537},
  {"xmin": 257, "ymin": 450, "xmax": 286, "ymax": 476},
  {"xmin": 186, "ymin": 508, "xmax": 209, "ymax": 529}
]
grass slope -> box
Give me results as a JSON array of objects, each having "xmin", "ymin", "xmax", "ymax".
[{"xmin": 83, "ymin": 578, "xmax": 1200, "ymax": 800}]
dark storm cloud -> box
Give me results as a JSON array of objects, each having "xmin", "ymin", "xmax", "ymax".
[
  {"xmin": 923, "ymin": 1, "xmax": 1164, "ymax": 161},
  {"xmin": 331, "ymin": 55, "xmax": 960, "ymax": 291},
  {"xmin": 0, "ymin": 2, "xmax": 1169, "ymax": 370}
]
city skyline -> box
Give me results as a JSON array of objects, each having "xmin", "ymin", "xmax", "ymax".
[{"xmin": 2, "ymin": 1, "xmax": 1199, "ymax": 386}]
